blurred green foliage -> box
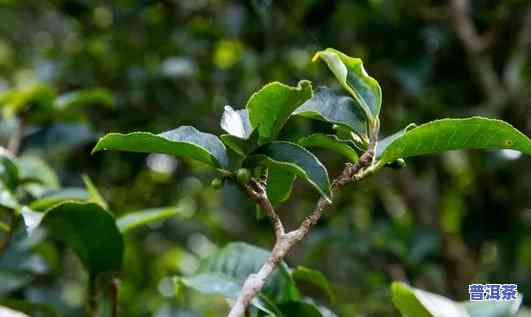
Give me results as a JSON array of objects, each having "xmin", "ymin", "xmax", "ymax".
[{"xmin": 0, "ymin": 0, "xmax": 530, "ymax": 316}]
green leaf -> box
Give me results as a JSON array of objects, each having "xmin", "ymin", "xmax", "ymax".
[
  {"xmin": 391, "ymin": 282, "xmax": 468, "ymax": 317},
  {"xmin": 53, "ymin": 88, "xmax": 113, "ymax": 112},
  {"xmin": 0, "ymin": 83, "xmax": 56, "ymax": 118},
  {"xmin": 82, "ymin": 175, "xmax": 108, "ymax": 210},
  {"xmin": 16, "ymin": 155, "xmax": 59, "ymax": 197},
  {"xmin": 266, "ymin": 165, "xmax": 296, "ymax": 205},
  {"xmin": 298, "ymin": 133, "xmax": 359, "ymax": 163},
  {"xmin": 376, "ymin": 123, "xmax": 417, "ymax": 159},
  {"xmin": 180, "ymin": 273, "xmax": 278, "ymax": 316},
  {"xmin": 278, "ymin": 301, "xmax": 323, "ymax": 317},
  {"xmin": 40, "ymin": 202, "xmax": 123, "ymax": 275},
  {"xmin": 92, "ymin": 126, "xmax": 229, "ymax": 169},
  {"xmin": 247, "ymin": 80, "xmax": 313, "ymax": 142},
  {"xmin": 392, "ymin": 282, "xmax": 523, "ymax": 317},
  {"xmin": 313, "ymin": 48, "xmax": 382, "ymax": 120},
  {"xmin": 292, "ymin": 266, "xmax": 335, "ymax": 303},
  {"xmin": 245, "ymin": 141, "xmax": 331, "ymax": 202},
  {"xmin": 220, "ymin": 106, "xmax": 253, "ymax": 139},
  {"xmin": 0, "ymin": 298, "xmax": 60, "ymax": 317},
  {"xmin": 117, "ymin": 206, "xmax": 183, "ymax": 233},
  {"xmin": 293, "ymin": 86, "xmax": 367, "ymax": 138},
  {"xmin": 29, "ymin": 188, "xmax": 89, "ymax": 211},
  {"xmin": 379, "ymin": 117, "xmax": 531, "ymax": 164},
  {"xmin": 0, "ymin": 305, "xmax": 29, "ymax": 317},
  {"xmin": 195, "ymin": 242, "xmax": 300, "ymax": 303},
  {"xmin": 0, "ymin": 182, "xmax": 18, "ymax": 210},
  {"xmin": 0, "ymin": 148, "xmax": 19, "ymax": 191}
]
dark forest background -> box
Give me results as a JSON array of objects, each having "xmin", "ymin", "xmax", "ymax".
[{"xmin": 0, "ymin": 0, "xmax": 530, "ymax": 316}]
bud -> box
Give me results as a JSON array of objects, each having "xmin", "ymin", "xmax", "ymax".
[
  {"xmin": 210, "ymin": 177, "xmax": 223, "ymax": 189},
  {"xmin": 236, "ymin": 168, "xmax": 251, "ymax": 184}
]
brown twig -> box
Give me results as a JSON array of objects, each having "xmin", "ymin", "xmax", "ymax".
[{"xmin": 227, "ymin": 123, "xmax": 381, "ymax": 317}]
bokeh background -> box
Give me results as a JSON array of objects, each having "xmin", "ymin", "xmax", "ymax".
[{"xmin": 0, "ymin": 0, "xmax": 530, "ymax": 316}]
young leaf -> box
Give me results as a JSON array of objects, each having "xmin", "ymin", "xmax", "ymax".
[
  {"xmin": 378, "ymin": 117, "xmax": 531, "ymax": 164},
  {"xmin": 245, "ymin": 141, "xmax": 331, "ymax": 202},
  {"xmin": 391, "ymin": 282, "xmax": 468, "ymax": 317},
  {"xmin": 266, "ymin": 165, "xmax": 296, "ymax": 205},
  {"xmin": 247, "ymin": 80, "xmax": 313, "ymax": 142},
  {"xmin": 82, "ymin": 175, "xmax": 108, "ymax": 210},
  {"xmin": 313, "ymin": 48, "xmax": 382, "ymax": 121},
  {"xmin": 292, "ymin": 266, "xmax": 335, "ymax": 303},
  {"xmin": 116, "ymin": 206, "xmax": 183, "ymax": 234},
  {"xmin": 299, "ymin": 133, "xmax": 359, "ymax": 163},
  {"xmin": 220, "ymin": 106, "xmax": 253, "ymax": 139},
  {"xmin": 293, "ymin": 86, "xmax": 367, "ymax": 138},
  {"xmin": 92, "ymin": 126, "xmax": 229, "ymax": 169},
  {"xmin": 40, "ymin": 202, "xmax": 123, "ymax": 275}
]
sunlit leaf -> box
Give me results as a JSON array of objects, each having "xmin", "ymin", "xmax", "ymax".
[
  {"xmin": 313, "ymin": 48, "xmax": 381, "ymax": 120},
  {"xmin": 220, "ymin": 106, "xmax": 253, "ymax": 139},
  {"xmin": 92, "ymin": 126, "xmax": 229, "ymax": 169},
  {"xmin": 247, "ymin": 80, "xmax": 312, "ymax": 142},
  {"xmin": 378, "ymin": 117, "xmax": 531, "ymax": 164}
]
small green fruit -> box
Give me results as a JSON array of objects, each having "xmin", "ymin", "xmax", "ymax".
[
  {"xmin": 236, "ymin": 168, "xmax": 251, "ymax": 184},
  {"xmin": 210, "ymin": 178, "xmax": 223, "ymax": 189}
]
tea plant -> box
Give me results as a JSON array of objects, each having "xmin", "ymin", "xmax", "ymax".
[{"xmin": 86, "ymin": 48, "xmax": 531, "ymax": 317}]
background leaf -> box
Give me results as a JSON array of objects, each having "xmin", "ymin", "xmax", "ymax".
[
  {"xmin": 39, "ymin": 202, "xmax": 123, "ymax": 275},
  {"xmin": 92, "ymin": 126, "xmax": 229, "ymax": 169},
  {"xmin": 117, "ymin": 206, "xmax": 183, "ymax": 234},
  {"xmin": 378, "ymin": 117, "xmax": 531, "ymax": 164},
  {"xmin": 292, "ymin": 266, "xmax": 335, "ymax": 303},
  {"xmin": 247, "ymin": 80, "xmax": 312, "ymax": 142},
  {"xmin": 194, "ymin": 242, "xmax": 300, "ymax": 303}
]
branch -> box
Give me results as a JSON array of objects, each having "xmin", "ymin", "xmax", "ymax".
[
  {"xmin": 449, "ymin": 0, "xmax": 507, "ymax": 106},
  {"xmin": 243, "ymin": 178, "xmax": 284, "ymax": 238},
  {"xmin": 228, "ymin": 125, "xmax": 380, "ymax": 317},
  {"xmin": 503, "ymin": 7, "xmax": 531, "ymax": 95}
]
